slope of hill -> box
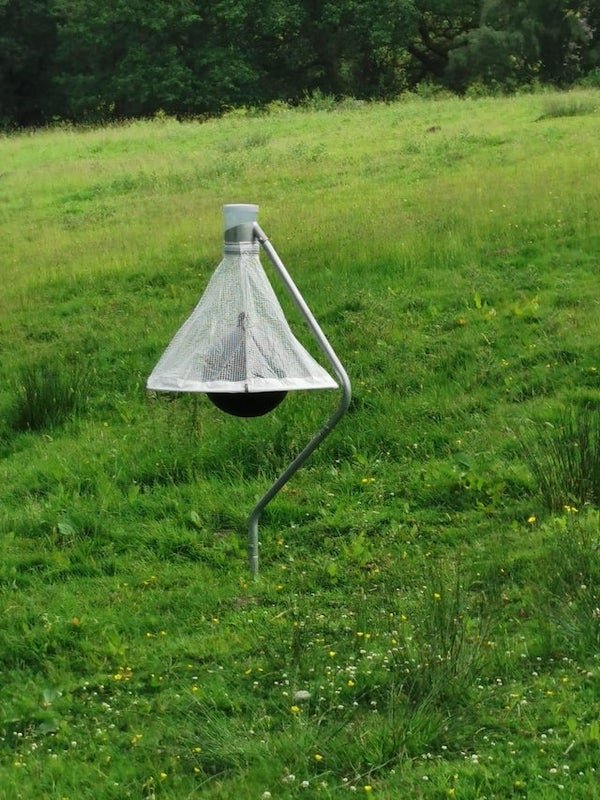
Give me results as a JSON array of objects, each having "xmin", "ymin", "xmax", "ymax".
[{"xmin": 0, "ymin": 90, "xmax": 599, "ymax": 799}]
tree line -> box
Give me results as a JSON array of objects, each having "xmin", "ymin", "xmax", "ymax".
[{"xmin": 1, "ymin": 0, "xmax": 599, "ymax": 128}]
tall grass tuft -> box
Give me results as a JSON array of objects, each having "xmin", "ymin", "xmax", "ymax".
[
  {"xmin": 539, "ymin": 511, "xmax": 600, "ymax": 658},
  {"xmin": 537, "ymin": 92, "xmax": 598, "ymax": 120},
  {"xmin": 11, "ymin": 361, "xmax": 90, "ymax": 432},
  {"xmin": 523, "ymin": 406, "xmax": 600, "ymax": 510},
  {"xmin": 398, "ymin": 564, "xmax": 490, "ymax": 709}
]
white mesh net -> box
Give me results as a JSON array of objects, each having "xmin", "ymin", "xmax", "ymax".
[{"xmin": 147, "ymin": 243, "xmax": 338, "ymax": 393}]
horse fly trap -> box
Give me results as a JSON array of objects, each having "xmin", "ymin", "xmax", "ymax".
[{"xmin": 147, "ymin": 204, "xmax": 351, "ymax": 575}]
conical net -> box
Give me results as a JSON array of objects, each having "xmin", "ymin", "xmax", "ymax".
[{"xmin": 147, "ymin": 244, "xmax": 338, "ymax": 393}]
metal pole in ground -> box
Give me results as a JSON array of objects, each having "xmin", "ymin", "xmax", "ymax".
[{"xmin": 247, "ymin": 222, "xmax": 352, "ymax": 577}]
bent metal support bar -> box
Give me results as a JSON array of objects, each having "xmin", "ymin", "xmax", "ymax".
[{"xmin": 249, "ymin": 222, "xmax": 352, "ymax": 577}]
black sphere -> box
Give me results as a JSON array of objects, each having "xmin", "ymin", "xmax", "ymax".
[{"xmin": 207, "ymin": 391, "xmax": 287, "ymax": 417}]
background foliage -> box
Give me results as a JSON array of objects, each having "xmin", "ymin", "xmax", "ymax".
[{"xmin": 1, "ymin": 0, "xmax": 599, "ymax": 127}]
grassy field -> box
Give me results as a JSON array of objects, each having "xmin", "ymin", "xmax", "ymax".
[{"xmin": 1, "ymin": 89, "xmax": 599, "ymax": 799}]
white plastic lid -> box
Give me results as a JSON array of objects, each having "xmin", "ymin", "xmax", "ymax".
[{"xmin": 223, "ymin": 204, "xmax": 259, "ymax": 231}]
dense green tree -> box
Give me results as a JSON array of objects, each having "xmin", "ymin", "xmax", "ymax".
[
  {"xmin": 291, "ymin": 0, "xmax": 418, "ymax": 97},
  {"xmin": 50, "ymin": 0, "xmax": 419, "ymax": 119},
  {"xmin": 233, "ymin": 0, "xmax": 418, "ymax": 101},
  {"xmin": 448, "ymin": 0, "xmax": 598, "ymax": 89},
  {"xmin": 0, "ymin": 0, "xmax": 598, "ymax": 128},
  {"xmin": 407, "ymin": 0, "xmax": 480, "ymax": 82},
  {"xmin": 0, "ymin": 0, "xmax": 57, "ymax": 126},
  {"xmin": 52, "ymin": 0, "xmax": 201, "ymax": 119},
  {"xmin": 51, "ymin": 0, "xmax": 271, "ymax": 119},
  {"xmin": 585, "ymin": 2, "xmax": 600, "ymax": 70}
]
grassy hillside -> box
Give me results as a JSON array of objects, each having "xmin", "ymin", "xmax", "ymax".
[{"xmin": 1, "ymin": 90, "xmax": 599, "ymax": 799}]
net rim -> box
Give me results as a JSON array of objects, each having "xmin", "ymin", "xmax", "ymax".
[{"xmin": 147, "ymin": 375, "xmax": 338, "ymax": 393}]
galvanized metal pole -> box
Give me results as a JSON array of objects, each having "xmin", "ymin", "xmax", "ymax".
[{"xmin": 247, "ymin": 222, "xmax": 352, "ymax": 577}]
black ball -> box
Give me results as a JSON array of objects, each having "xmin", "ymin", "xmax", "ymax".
[{"xmin": 207, "ymin": 391, "xmax": 287, "ymax": 417}]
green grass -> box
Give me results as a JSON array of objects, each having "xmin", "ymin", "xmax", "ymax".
[{"xmin": 1, "ymin": 89, "xmax": 599, "ymax": 799}]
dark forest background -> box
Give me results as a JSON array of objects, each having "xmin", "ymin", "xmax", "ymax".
[{"xmin": 2, "ymin": 0, "xmax": 599, "ymax": 128}]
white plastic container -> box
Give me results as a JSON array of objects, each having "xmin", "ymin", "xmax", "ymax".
[{"xmin": 223, "ymin": 203, "xmax": 259, "ymax": 231}]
